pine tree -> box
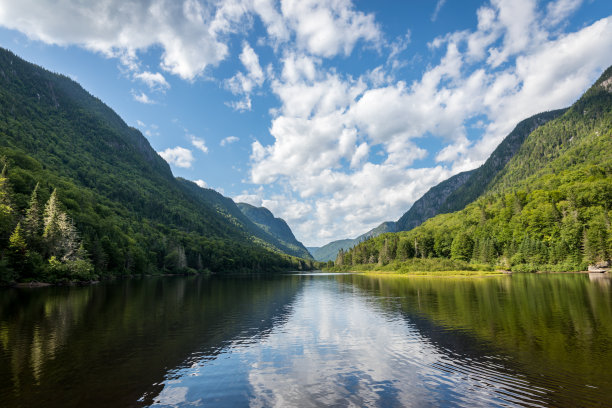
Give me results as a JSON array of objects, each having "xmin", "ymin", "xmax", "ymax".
[
  {"xmin": 335, "ymin": 248, "xmax": 344, "ymax": 266},
  {"xmin": 43, "ymin": 189, "xmax": 63, "ymax": 257},
  {"xmin": 23, "ymin": 182, "xmax": 41, "ymax": 247},
  {"xmin": 9, "ymin": 222, "xmax": 27, "ymax": 257},
  {"xmin": 0, "ymin": 163, "xmax": 15, "ymax": 239}
]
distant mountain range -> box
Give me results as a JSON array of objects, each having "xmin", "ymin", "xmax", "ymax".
[{"xmin": 309, "ymin": 221, "xmax": 397, "ymax": 262}]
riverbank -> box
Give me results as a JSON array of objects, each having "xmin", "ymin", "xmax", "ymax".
[{"xmin": 359, "ymin": 270, "xmax": 505, "ymax": 277}]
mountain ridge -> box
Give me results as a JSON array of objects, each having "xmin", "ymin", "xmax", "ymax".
[{"xmin": 236, "ymin": 202, "xmax": 313, "ymax": 259}]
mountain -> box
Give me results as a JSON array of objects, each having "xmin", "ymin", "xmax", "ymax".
[
  {"xmin": 309, "ymin": 239, "xmax": 356, "ymax": 262},
  {"xmin": 0, "ymin": 47, "xmax": 312, "ymax": 282},
  {"xmin": 236, "ymin": 202, "xmax": 312, "ymax": 259},
  {"xmin": 396, "ymin": 109, "xmax": 566, "ymax": 232},
  {"xmin": 310, "ymin": 221, "xmax": 397, "ymax": 262},
  {"xmin": 335, "ymin": 65, "xmax": 612, "ymax": 271},
  {"xmin": 395, "ymin": 170, "xmax": 474, "ymax": 232}
]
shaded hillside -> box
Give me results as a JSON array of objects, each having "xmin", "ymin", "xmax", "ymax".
[
  {"xmin": 236, "ymin": 202, "xmax": 312, "ymax": 259},
  {"xmin": 0, "ymin": 47, "xmax": 311, "ymax": 282},
  {"xmin": 396, "ymin": 171, "xmax": 474, "ymax": 232}
]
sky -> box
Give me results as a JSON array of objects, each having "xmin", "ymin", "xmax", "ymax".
[{"xmin": 0, "ymin": 0, "xmax": 611, "ymax": 247}]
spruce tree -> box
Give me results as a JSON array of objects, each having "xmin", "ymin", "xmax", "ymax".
[
  {"xmin": 43, "ymin": 189, "xmax": 63, "ymax": 257},
  {"xmin": 23, "ymin": 182, "xmax": 41, "ymax": 248},
  {"xmin": 0, "ymin": 164, "xmax": 15, "ymax": 239}
]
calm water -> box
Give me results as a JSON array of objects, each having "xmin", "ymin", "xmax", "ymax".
[{"xmin": 1, "ymin": 273, "xmax": 611, "ymax": 407}]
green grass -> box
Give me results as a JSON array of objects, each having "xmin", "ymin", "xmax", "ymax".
[
  {"xmin": 362, "ymin": 270, "xmax": 504, "ymax": 277},
  {"xmin": 324, "ymin": 258, "xmax": 495, "ymax": 274}
]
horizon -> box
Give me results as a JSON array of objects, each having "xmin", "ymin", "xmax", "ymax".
[{"xmin": 1, "ymin": 0, "xmax": 611, "ymax": 246}]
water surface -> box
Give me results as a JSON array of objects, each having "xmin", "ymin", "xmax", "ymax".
[{"xmin": 1, "ymin": 273, "xmax": 611, "ymax": 407}]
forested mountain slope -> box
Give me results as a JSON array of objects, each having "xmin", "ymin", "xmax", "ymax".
[
  {"xmin": 396, "ymin": 109, "xmax": 566, "ymax": 232},
  {"xmin": 235, "ymin": 202, "xmax": 312, "ymax": 259},
  {"xmin": 334, "ymin": 66, "xmax": 612, "ymax": 272},
  {"xmin": 0, "ymin": 48, "xmax": 311, "ymax": 283}
]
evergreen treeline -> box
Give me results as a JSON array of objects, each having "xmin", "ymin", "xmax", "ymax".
[
  {"xmin": 332, "ymin": 66, "xmax": 612, "ymax": 273},
  {"xmin": 0, "ymin": 48, "xmax": 313, "ymax": 284},
  {"xmin": 1, "ymin": 166, "xmax": 93, "ymax": 282}
]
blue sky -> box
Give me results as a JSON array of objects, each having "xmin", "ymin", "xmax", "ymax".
[{"xmin": 0, "ymin": 0, "xmax": 611, "ymax": 246}]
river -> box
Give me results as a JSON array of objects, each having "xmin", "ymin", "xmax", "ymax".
[{"xmin": 1, "ymin": 273, "xmax": 611, "ymax": 407}]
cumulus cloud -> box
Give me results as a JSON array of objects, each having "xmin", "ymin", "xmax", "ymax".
[
  {"xmin": 220, "ymin": 136, "xmax": 240, "ymax": 146},
  {"xmin": 134, "ymin": 71, "xmax": 170, "ymax": 91},
  {"xmin": 226, "ymin": 42, "xmax": 265, "ymax": 110},
  {"xmin": 194, "ymin": 179, "xmax": 208, "ymax": 188},
  {"xmin": 131, "ymin": 90, "xmax": 155, "ymax": 104},
  {"xmin": 190, "ymin": 135, "xmax": 209, "ymax": 153},
  {"xmin": 545, "ymin": 0, "xmax": 584, "ymax": 27},
  {"xmin": 279, "ymin": 0, "xmax": 382, "ymax": 57},
  {"xmin": 158, "ymin": 146, "xmax": 194, "ymax": 168},
  {"xmin": 0, "ymin": 0, "xmax": 241, "ymax": 80}
]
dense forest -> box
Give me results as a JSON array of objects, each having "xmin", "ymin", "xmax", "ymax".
[
  {"xmin": 330, "ymin": 66, "xmax": 612, "ymax": 273},
  {"xmin": 0, "ymin": 48, "xmax": 314, "ymax": 284}
]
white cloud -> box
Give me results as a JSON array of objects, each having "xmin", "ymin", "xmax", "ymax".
[
  {"xmin": 158, "ymin": 146, "xmax": 194, "ymax": 168},
  {"xmin": 220, "ymin": 136, "xmax": 240, "ymax": 146},
  {"xmin": 0, "ymin": 0, "xmax": 241, "ymax": 80},
  {"xmin": 190, "ymin": 135, "xmax": 209, "ymax": 153},
  {"xmin": 131, "ymin": 90, "xmax": 155, "ymax": 104},
  {"xmin": 226, "ymin": 42, "xmax": 265, "ymax": 111},
  {"xmin": 431, "ymin": 0, "xmax": 447, "ymax": 22},
  {"xmin": 545, "ymin": 0, "xmax": 584, "ymax": 27},
  {"xmin": 134, "ymin": 71, "xmax": 170, "ymax": 91},
  {"xmin": 279, "ymin": 0, "xmax": 382, "ymax": 57},
  {"xmin": 194, "ymin": 179, "xmax": 207, "ymax": 188}
]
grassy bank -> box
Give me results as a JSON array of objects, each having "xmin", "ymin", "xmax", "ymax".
[{"xmin": 323, "ymin": 258, "xmax": 498, "ymax": 276}]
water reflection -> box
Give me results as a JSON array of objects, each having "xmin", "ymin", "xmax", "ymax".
[
  {"xmin": 0, "ymin": 276, "xmax": 302, "ymax": 408},
  {"xmin": 344, "ymin": 273, "xmax": 612, "ymax": 407},
  {"xmin": 1, "ymin": 273, "xmax": 611, "ymax": 407}
]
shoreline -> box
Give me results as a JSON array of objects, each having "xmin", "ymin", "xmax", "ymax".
[{"xmin": 323, "ymin": 269, "xmax": 608, "ymax": 278}]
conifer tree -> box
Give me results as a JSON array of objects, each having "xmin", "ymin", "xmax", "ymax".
[
  {"xmin": 0, "ymin": 163, "xmax": 15, "ymax": 239},
  {"xmin": 23, "ymin": 182, "xmax": 41, "ymax": 247},
  {"xmin": 9, "ymin": 222, "xmax": 27, "ymax": 258},
  {"xmin": 43, "ymin": 189, "xmax": 63, "ymax": 257}
]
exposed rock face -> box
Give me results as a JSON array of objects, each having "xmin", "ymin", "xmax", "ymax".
[{"xmin": 601, "ymin": 76, "xmax": 612, "ymax": 93}]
